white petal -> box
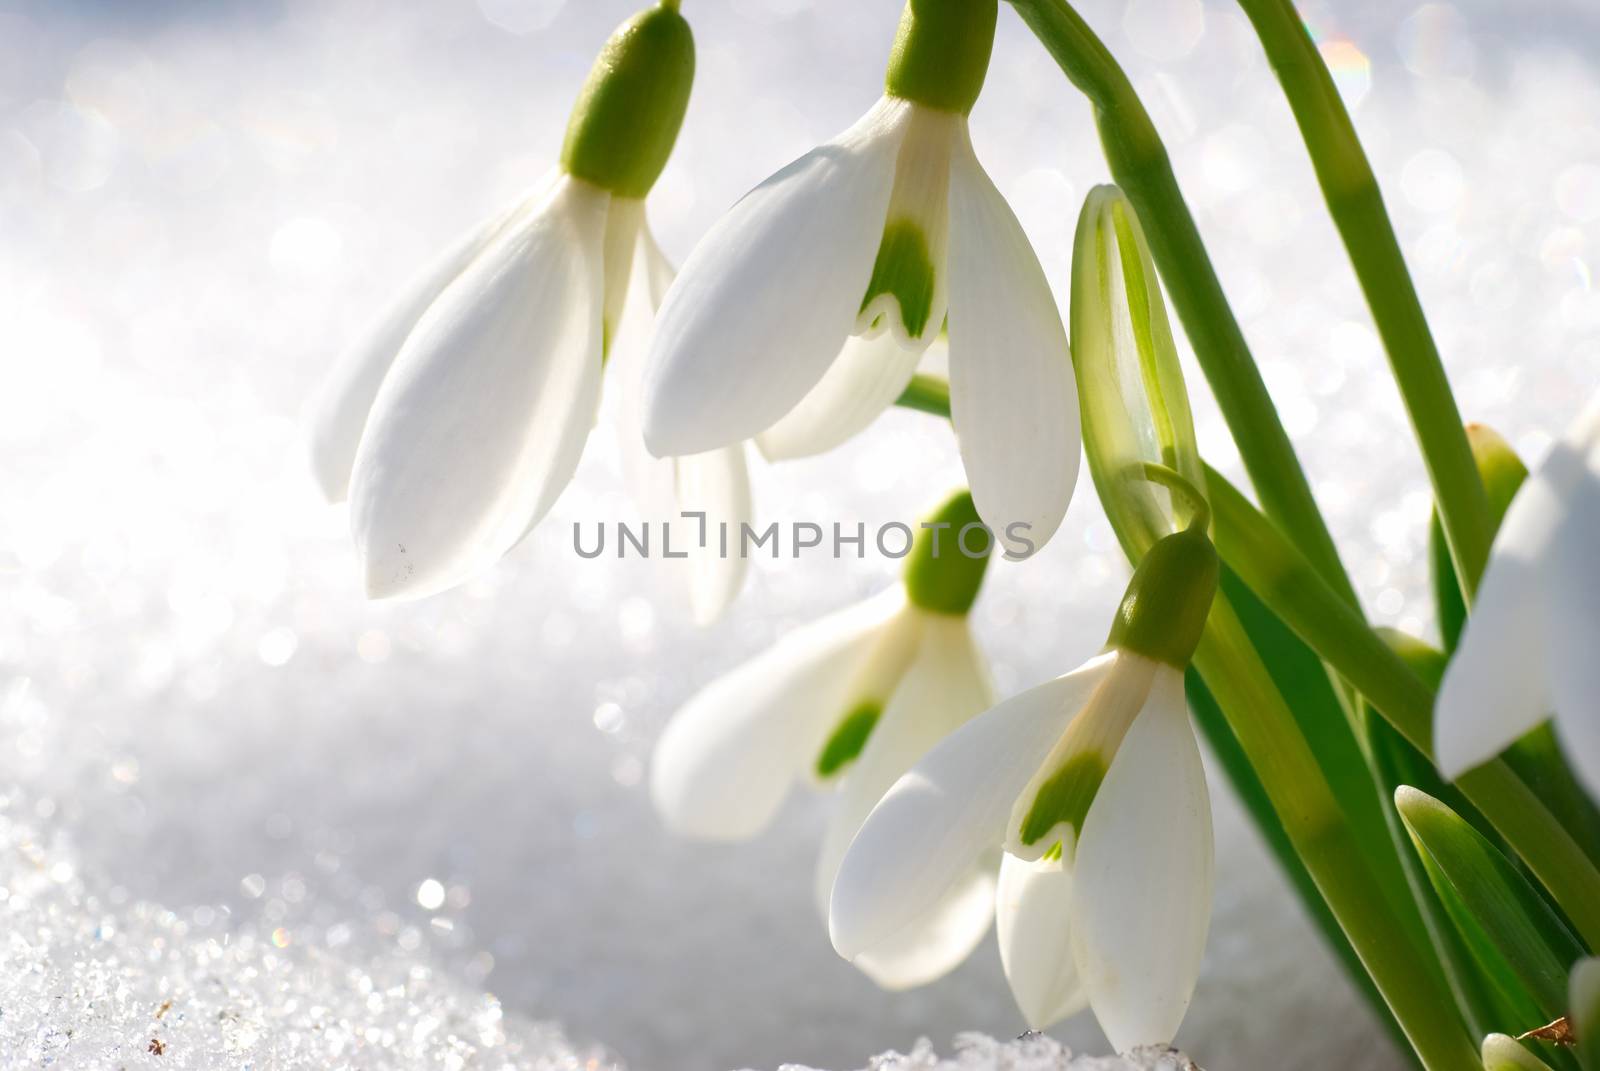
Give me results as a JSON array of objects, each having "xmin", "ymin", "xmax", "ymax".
[
  {"xmin": 642, "ymin": 98, "xmax": 910, "ymax": 456},
  {"xmin": 1071, "ymin": 667, "xmax": 1212, "ymax": 1052},
  {"xmin": 609, "ymin": 223, "xmax": 757, "ymax": 626},
  {"xmin": 1005, "ymin": 652, "xmax": 1159, "ymax": 864},
  {"xmin": 997, "ymin": 853, "xmax": 1087, "ymax": 1029},
  {"xmin": 757, "ymin": 331, "xmax": 924, "ymax": 461},
  {"xmin": 348, "ymin": 176, "xmax": 607, "ymax": 600},
  {"xmin": 649, "ymin": 590, "xmax": 905, "ymax": 841},
  {"xmin": 829, "ymin": 652, "xmax": 1117, "ymax": 962},
  {"xmin": 614, "ymin": 221, "xmax": 685, "ymax": 522},
  {"xmin": 1434, "ymin": 435, "xmax": 1578, "ymax": 777},
  {"xmin": 855, "ymin": 104, "xmax": 958, "ymax": 348},
  {"xmin": 945, "ymin": 126, "xmax": 1078, "ymax": 550},
  {"xmin": 601, "ymin": 197, "xmax": 646, "ymax": 351},
  {"xmin": 673, "ymin": 446, "xmax": 753, "ymax": 626},
  {"xmin": 306, "ymin": 188, "xmax": 538, "ymax": 503},
  {"xmin": 1544, "ymin": 428, "xmax": 1600, "ymax": 797},
  {"xmin": 854, "ymin": 865, "xmax": 996, "ymax": 991},
  {"xmin": 814, "ymin": 618, "xmax": 993, "ymax": 916}
]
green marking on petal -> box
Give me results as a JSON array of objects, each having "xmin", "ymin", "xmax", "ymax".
[
  {"xmin": 815, "ymin": 700, "xmax": 883, "ymax": 779},
  {"xmin": 1016, "ymin": 751, "xmax": 1109, "ymax": 852},
  {"xmin": 860, "ymin": 220, "xmax": 936, "ymax": 340},
  {"xmin": 1041, "ymin": 842, "xmax": 1063, "ymax": 863}
]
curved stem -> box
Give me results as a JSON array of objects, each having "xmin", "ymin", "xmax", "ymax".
[
  {"xmin": 1205, "ymin": 463, "xmax": 1600, "ymax": 948},
  {"xmin": 1137, "ymin": 461, "xmax": 1210, "ymax": 532},
  {"xmin": 1006, "ymin": 0, "xmax": 1359, "ymax": 610},
  {"xmin": 1232, "ymin": 0, "xmax": 1492, "ymax": 602}
]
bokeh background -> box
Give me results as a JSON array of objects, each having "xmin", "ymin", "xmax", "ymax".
[{"xmin": 2, "ymin": 0, "xmax": 1598, "ymax": 1067}]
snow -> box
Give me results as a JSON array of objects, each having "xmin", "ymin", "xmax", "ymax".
[{"xmin": 1, "ymin": 0, "xmax": 1597, "ymax": 1068}]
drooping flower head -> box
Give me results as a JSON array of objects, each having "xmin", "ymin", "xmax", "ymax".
[
  {"xmin": 651, "ymin": 491, "xmax": 1001, "ymax": 987},
  {"xmin": 306, "ymin": 2, "xmax": 748, "ymax": 616},
  {"xmin": 1435, "ymin": 396, "xmax": 1600, "ymax": 796},
  {"xmin": 829, "ymin": 521, "xmax": 1219, "ymax": 1049},
  {"xmin": 642, "ymin": 0, "xmax": 1079, "ymax": 548}
]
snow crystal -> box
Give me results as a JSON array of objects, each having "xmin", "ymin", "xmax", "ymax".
[
  {"xmin": 0, "ymin": 801, "xmax": 615, "ymax": 1070},
  {"xmin": 784, "ymin": 1034, "xmax": 1200, "ymax": 1071}
]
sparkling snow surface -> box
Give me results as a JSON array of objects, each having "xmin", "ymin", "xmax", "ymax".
[{"xmin": 1, "ymin": 0, "xmax": 1598, "ymax": 1068}]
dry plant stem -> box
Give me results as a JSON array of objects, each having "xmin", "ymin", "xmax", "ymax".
[
  {"xmin": 1205, "ymin": 464, "xmax": 1600, "ymax": 950},
  {"xmin": 1232, "ymin": 0, "xmax": 1492, "ymax": 602},
  {"xmin": 1005, "ymin": 0, "xmax": 1358, "ymax": 609}
]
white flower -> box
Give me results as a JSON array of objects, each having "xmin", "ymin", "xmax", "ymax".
[
  {"xmin": 306, "ymin": 182, "xmax": 751, "ymax": 614},
  {"xmin": 651, "ymin": 579, "xmax": 997, "ymax": 988},
  {"xmin": 641, "ymin": 92, "xmax": 1078, "ymax": 547},
  {"xmin": 302, "ymin": 2, "xmax": 743, "ymax": 611},
  {"xmin": 828, "ymin": 646, "xmax": 1213, "ymax": 1049},
  {"xmin": 1435, "ymin": 395, "xmax": 1600, "ymax": 797}
]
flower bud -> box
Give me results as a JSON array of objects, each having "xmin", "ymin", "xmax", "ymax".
[
  {"xmin": 884, "ymin": 0, "xmax": 997, "ymax": 115},
  {"xmin": 561, "ymin": 2, "xmax": 694, "ymax": 198},
  {"xmin": 1071, "ymin": 185, "xmax": 1205, "ymax": 557}
]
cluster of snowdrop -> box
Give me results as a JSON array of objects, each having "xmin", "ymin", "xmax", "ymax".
[{"xmin": 307, "ymin": 0, "xmax": 1600, "ymax": 1061}]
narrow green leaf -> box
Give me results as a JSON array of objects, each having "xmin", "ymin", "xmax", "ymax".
[
  {"xmin": 1414, "ymin": 841, "xmax": 1551, "ymax": 1037},
  {"xmin": 1220, "ymin": 570, "xmax": 1426, "ymax": 951},
  {"xmin": 1398, "ymin": 787, "xmax": 1585, "ymax": 1019},
  {"xmin": 1185, "ymin": 670, "xmax": 1406, "ymax": 1052}
]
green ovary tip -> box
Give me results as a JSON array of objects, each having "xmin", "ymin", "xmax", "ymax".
[
  {"xmin": 815, "ymin": 701, "xmax": 883, "ymax": 779},
  {"xmin": 860, "ymin": 220, "xmax": 936, "ymax": 340},
  {"xmin": 883, "ymin": 0, "xmax": 997, "ymax": 115},
  {"xmin": 560, "ymin": 3, "xmax": 694, "ymax": 198},
  {"xmin": 1016, "ymin": 751, "xmax": 1108, "ymax": 852}
]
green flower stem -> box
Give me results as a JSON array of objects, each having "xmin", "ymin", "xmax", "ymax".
[
  {"xmin": 1233, "ymin": 0, "xmax": 1492, "ymax": 602},
  {"xmin": 1005, "ymin": 0, "xmax": 1358, "ymax": 609},
  {"xmin": 894, "ymin": 373, "xmax": 952, "ymax": 419},
  {"xmin": 1193, "ymin": 596, "xmax": 1478, "ymax": 1070},
  {"xmin": 1205, "ymin": 464, "xmax": 1600, "ymax": 948}
]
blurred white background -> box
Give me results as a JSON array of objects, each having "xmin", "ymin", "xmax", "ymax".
[{"xmin": 1, "ymin": 0, "xmax": 1597, "ymax": 1067}]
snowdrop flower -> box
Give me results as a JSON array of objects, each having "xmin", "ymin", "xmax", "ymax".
[
  {"xmin": 831, "ymin": 523, "xmax": 1219, "ymax": 1050},
  {"xmin": 1436, "ymin": 395, "xmax": 1600, "ymax": 796},
  {"xmin": 642, "ymin": 0, "xmax": 1079, "ymax": 547},
  {"xmin": 652, "ymin": 492, "xmax": 998, "ymax": 987},
  {"xmin": 306, "ymin": 1, "xmax": 749, "ymax": 613}
]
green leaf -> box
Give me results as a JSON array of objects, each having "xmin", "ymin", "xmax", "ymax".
[
  {"xmin": 1398, "ymin": 786, "xmax": 1585, "ymax": 1020},
  {"xmin": 1187, "ymin": 569, "xmax": 1439, "ymax": 1061},
  {"xmin": 1185, "ymin": 670, "xmax": 1407, "ymax": 1052},
  {"xmin": 1219, "ymin": 570, "xmax": 1425, "ymax": 952},
  {"xmin": 1432, "ymin": 424, "xmax": 1527, "ymax": 653}
]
